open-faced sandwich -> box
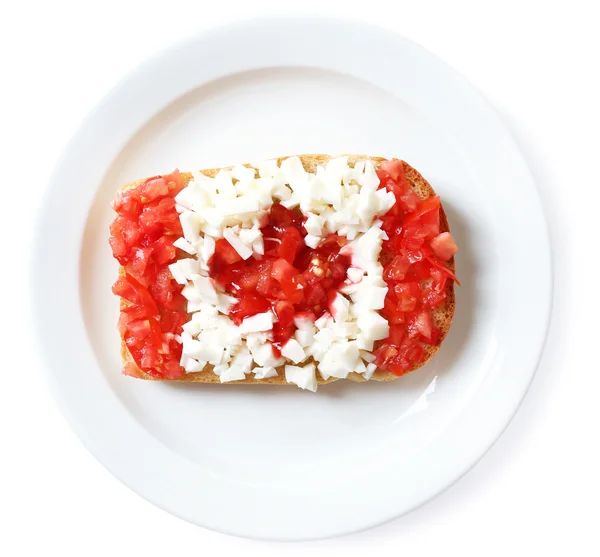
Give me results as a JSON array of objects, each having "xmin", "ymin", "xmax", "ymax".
[{"xmin": 109, "ymin": 155, "xmax": 458, "ymax": 391}]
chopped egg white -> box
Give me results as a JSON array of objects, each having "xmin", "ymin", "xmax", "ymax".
[
  {"xmin": 285, "ymin": 363, "xmax": 317, "ymax": 392},
  {"xmin": 238, "ymin": 311, "xmax": 274, "ymax": 334},
  {"xmin": 280, "ymin": 339, "xmax": 306, "ymax": 364}
]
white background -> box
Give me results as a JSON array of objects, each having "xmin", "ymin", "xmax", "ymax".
[{"xmin": 1, "ymin": 0, "xmax": 598, "ymax": 555}]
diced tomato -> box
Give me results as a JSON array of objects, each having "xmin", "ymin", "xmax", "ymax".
[
  {"xmin": 305, "ymin": 282, "xmax": 326, "ymax": 307},
  {"xmin": 373, "ymin": 344, "xmax": 398, "ymax": 368},
  {"xmin": 379, "ymin": 160, "xmax": 404, "ymax": 181},
  {"xmin": 229, "ymin": 294, "xmax": 271, "ymax": 324},
  {"xmin": 122, "ymin": 362, "xmax": 143, "ymax": 378},
  {"xmin": 269, "ymin": 203, "xmax": 298, "ymax": 229},
  {"xmin": 406, "ymin": 310, "xmax": 433, "ymax": 340},
  {"xmin": 426, "ymin": 256, "xmax": 460, "ymax": 285},
  {"xmin": 381, "ymin": 215, "xmax": 399, "ymax": 235},
  {"xmin": 403, "ymin": 195, "xmax": 440, "ymax": 225},
  {"xmin": 237, "ymin": 269, "xmax": 259, "ymax": 292},
  {"xmin": 140, "ymin": 177, "xmax": 169, "ymax": 200},
  {"xmin": 130, "ymin": 246, "xmax": 153, "ymax": 278},
  {"xmin": 389, "ymin": 325, "xmax": 406, "ymax": 346},
  {"xmin": 383, "ymin": 294, "xmax": 405, "ymax": 324},
  {"xmin": 163, "ymin": 169, "xmax": 183, "ymax": 192},
  {"xmin": 394, "ymin": 282, "xmax": 420, "ymax": 312},
  {"xmin": 421, "ymin": 286, "xmax": 446, "ymax": 308},
  {"xmin": 420, "ymin": 326, "xmax": 441, "ymax": 346},
  {"xmin": 396, "ymin": 188, "xmax": 420, "ymax": 213},
  {"xmin": 163, "ymin": 358, "xmax": 184, "ymax": 379},
  {"xmin": 113, "ymin": 216, "xmax": 141, "ymax": 252},
  {"xmin": 108, "ymin": 230, "xmax": 128, "ymax": 259},
  {"xmin": 430, "ymin": 232, "xmax": 458, "ymax": 261},
  {"xmin": 280, "ymin": 274, "xmax": 306, "ymax": 304},
  {"xmin": 117, "ymin": 312, "xmax": 133, "ymax": 335},
  {"xmin": 275, "ymin": 300, "xmax": 295, "ymax": 328},
  {"xmin": 112, "ymin": 276, "xmax": 138, "ymax": 304},
  {"xmin": 139, "ymin": 344, "xmax": 159, "ymax": 370},
  {"xmin": 278, "ymin": 226, "xmax": 303, "ymax": 264},
  {"xmin": 257, "ymin": 274, "xmax": 278, "ymax": 301},
  {"xmin": 153, "ymin": 236, "xmax": 177, "ymax": 265},
  {"xmin": 214, "ymin": 238, "xmax": 243, "ymax": 265},
  {"xmin": 430, "ymin": 267, "xmax": 448, "ymax": 292},
  {"xmin": 384, "ymin": 255, "xmax": 411, "ymax": 281},
  {"xmin": 271, "ymin": 257, "xmax": 298, "ymax": 282},
  {"xmin": 126, "ymin": 318, "xmax": 152, "ymax": 339},
  {"xmin": 391, "ymin": 341, "xmax": 425, "ymax": 375},
  {"xmin": 161, "ymin": 310, "xmax": 186, "ymax": 334}
]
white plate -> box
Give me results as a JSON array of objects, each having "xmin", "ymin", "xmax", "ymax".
[{"xmin": 32, "ymin": 16, "xmax": 551, "ymax": 540}]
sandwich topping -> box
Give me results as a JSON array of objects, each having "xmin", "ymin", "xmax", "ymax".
[
  {"xmin": 109, "ymin": 157, "xmax": 458, "ymax": 390},
  {"xmin": 109, "ymin": 171, "xmax": 187, "ymax": 379}
]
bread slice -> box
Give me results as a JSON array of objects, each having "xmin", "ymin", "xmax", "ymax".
[{"xmin": 117, "ymin": 155, "xmax": 456, "ymax": 384}]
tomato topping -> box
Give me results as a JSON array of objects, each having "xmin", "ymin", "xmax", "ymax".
[
  {"xmin": 374, "ymin": 162, "xmax": 458, "ymax": 376},
  {"xmin": 271, "ymin": 257, "xmax": 298, "ymax": 283},
  {"xmin": 403, "ymin": 195, "xmax": 441, "ymax": 226},
  {"xmin": 109, "ymin": 171, "xmax": 187, "ymax": 379},
  {"xmin": 214, "ymin": 238, "xmax": 243, "ymax": 265},
  {"xmin": 208, "ymin": 205, "xmax": 350, "ymax": 352},
  {"xmin": 430, "ymin": 232, "xmax": 459, "ymax": 261}
]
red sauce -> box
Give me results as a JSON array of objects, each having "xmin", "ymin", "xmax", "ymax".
[
  {"xmin": 208, "ymin": 203, "xmax": 351, "ymax": 355},
  {"xmin": 109, "ymin": 171, "xmax": 187, "ymax": 379}
]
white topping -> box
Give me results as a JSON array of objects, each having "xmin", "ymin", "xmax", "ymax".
[
  {"xmin": 252, "ymin": 235, "xmax": 264, "ymax": 255},
  {"xmin": 294, "ymin": 314, "xmax": 315, "ymax": 330},
  {"xmin": 179, "ymin": 211, "xmax": 203, "ymax": 244},
  {"xmin": 238, "ymin": 311, "xmax": 274, "ymax": 334},
  {"xmin": 250, "ymin": 343, "xmax": 280, "ymax": 367},
  {"xmin": 239, "ymin": 226, "xmax": 262, "ymax": 245},
  {"xmin": 280, "ymin": 156, "xmax": 309, "ymax": 195},
  {"xmin": 363, "ymin": 160, "xmax": 380, "ymax": 189},
  {"xmin": 347, "ymin": 267, "xmax": 364, "ymax": 283},
  {"xmin": 190, "ymin": 274, "xmax": 219, "ymax": 304},
  {"xmin": 356, "ymin": 334, "xmax": 374, "ymax": 351},
  {"xmin": 280, "ymin": 339, "xmax": 306, "ymax": 363},
  {"xmin": 183, "ymin": 337, "xmax": 222, "ymax": 364},
  {"xmin": 317, "ymin": 340, "xmax": 360, "ymax": 379},
  {"xmin": 304, "ymin": 234, "xmax": 321, "ymax": 248},
  {"xmin": 231, "ymin": 164, "xmax": 256, "ymax": 185},
  {"xmin": 354, "ymin": 359, "xmax": 367, "ymax": 374},
  {"xmin": 201, "ymin": 234, "xmax": 215, "ymax": 263},
  {"xmin": 220, "ymin": 196, "xmax": 260, "ymax": 217},
  {"xmin": 223, "ymin": 227, "xmax": 253, "ymax": 260},
  {"xmin": 173, "ymin": 237, "xmax": 197, "ymax": 255},
  {"xmin": 184, "ymin": 358, "xmax": 206, "ymax": 373},
  {"xmin": 360, "ymin": 350, "xmax": 376, "ymax": 363},
  {"xmin": 285, "ymin": 364, "xmax": 317, "ymax": 392},
  {"xmin": 364, "ymin": 362, "xmax": 378, "ymax": 380},
  {"xmin": 219, "ymin": 366, "xmax": 247, "ymax": 383},
  {"xmin": 295, "ymin": 326, "xmax": 315, "ymax": 347},
  {"xmin": 304, "ymin": 213, "xmax": 325, "ymax": 236},
  {"xmin": 330, "ymin": 293, "xmax": 350, "ymax": 322},
  {"xmin": 356, "ymin": 310, "xmax": 389, "ymax": 341},
  {"xmin": 253, "ymin": 366, "xmax": 278, "ymax": 379},
  {"xmin": 351, "ymin": 282, "xmax": 387, "ymax": 311},
  {"xmin": 168, "ymin": 261, "xmax": 187, "ymax": 285}
]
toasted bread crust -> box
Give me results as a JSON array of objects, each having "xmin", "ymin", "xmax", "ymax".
[{"xmin": 117, "ymin": 155, "xmax": 455, "ymax": 384}]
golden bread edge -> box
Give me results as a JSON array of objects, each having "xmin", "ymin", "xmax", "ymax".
[{"xmin": 117, "ymin": 154, "xmax": 456, "ymax": 384}]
